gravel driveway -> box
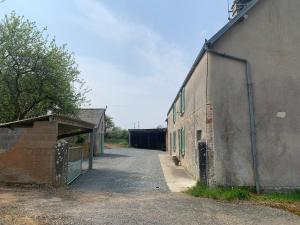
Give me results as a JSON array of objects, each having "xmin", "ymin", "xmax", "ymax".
[
  {"xmin": 1, "ymin": 148, "xmax": 299, "ymax": 225},
  {"xmin": 71, "ymin": 148, "xmax": 169, "ymax": 193}
]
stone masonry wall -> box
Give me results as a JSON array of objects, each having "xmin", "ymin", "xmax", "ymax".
[{"xmin": 167, "ymin": 53, "xmax": 210, "ymax": 180}]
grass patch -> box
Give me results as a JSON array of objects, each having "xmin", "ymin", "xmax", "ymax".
[
  {"xmin": 186, "ymin": 183, "xmax": 250, "ymax": 201},
  {"xmin": 186, "ymin": 183, "xmax": 300, "ymax": 216},
  {"xmin": 105, "ymin": 138, "xmax": 128, "ymax": 148},
  {"xmin": 253, "ymin": 189, "xmax": 300, "ymax": 203}
]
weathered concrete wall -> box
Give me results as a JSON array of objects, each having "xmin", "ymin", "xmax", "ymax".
[
  {"xmin": 210, "ymin": 0, "xmax": 300, "ymax": 189},
  {"xmin": 209, "ymin": 53, "xmax": 254, "ymax": 186},
  {"xmin": 0, "ymin": 121, "xmax": 58, "ymax": 184},
  {"xmin": 167, "ymin": 53, "xmax": 210, "ymax": 180},
  {"xmin": 93, "ymin": 115, "xmax": 105, "ymax": 156}
]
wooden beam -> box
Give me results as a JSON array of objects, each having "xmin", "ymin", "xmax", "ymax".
[{"xmin": 57, "ymin": 129, "xmax": 92, "ymax": 139}]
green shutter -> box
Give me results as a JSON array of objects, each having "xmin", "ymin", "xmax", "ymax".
[
  {"xmin": 178, "ymin": 129, "xmax": 181, "ymax": 153},
  {"xmin": 179, "ymin": 92, "xmax": 182, "ymax": 115},
  {"xmin": 173, "ymin": 103, "xmax": 176, "ymax": 124},
  {"xmin": 182, "ymin": 88, "xmax": 185, "ymax": 114},
  {"xmin": 169, "ymin": 133, "xmax": 172, "ymax": 152},
  {"xmin": 182, "ymin": 128, "xmax": 185, "ymax": 156},
  {"xmin": 173, "ymin": 132, "xmax": 176, "ymax": 151},
  {"xmin": 179, "ymin": 88, "xmax": 185, "ymax": 116}
]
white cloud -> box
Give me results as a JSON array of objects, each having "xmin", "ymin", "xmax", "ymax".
[{"xmin": 73, "ymin": 0, "xmax": 189, "ymax": 128}]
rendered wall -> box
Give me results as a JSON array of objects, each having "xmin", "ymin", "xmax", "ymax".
[
  {"xmin": 94, "ymin": 114, "xmax": 105, "ymax": 156},
  {"xmin": 0, "ymin": 121, "xmax": 57, "ymax": 184},
  {"xmin": 210, "ymin": 0, "xmax": 300, "ymax": 189}
]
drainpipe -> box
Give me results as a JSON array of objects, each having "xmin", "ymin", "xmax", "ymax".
[
  {"xmin": 88, "ymin": 129, "xmax": 95, "ymax": 170},
  {"xmin": 205, "ymin": 46, "xmax": 260, "ymax": 194}
]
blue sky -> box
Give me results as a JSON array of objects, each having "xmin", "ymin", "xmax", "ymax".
[{"xmin": 0, "ymin": 0, "xmax": 233, "ymax": 128}]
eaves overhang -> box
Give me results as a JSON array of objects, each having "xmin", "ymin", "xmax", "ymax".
[
  {"xmin": 0, "ymin": 114, "xmax": 95, "ymax": 130},
  {"xmin": 166, "ymin": 0, "xmax": 258, "ymax": 115}
]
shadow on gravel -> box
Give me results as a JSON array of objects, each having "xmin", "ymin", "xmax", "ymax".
[{"xmin": 99, "ymin": 153, "xmax": 131, "ymax": 159}]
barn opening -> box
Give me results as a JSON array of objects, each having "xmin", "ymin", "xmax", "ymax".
[{"xmin": 128, "ymin": 129, "xmax": 166, "ymax": 150}]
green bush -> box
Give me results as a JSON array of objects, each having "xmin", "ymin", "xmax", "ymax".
[
  {"xmin": 106, "ymin": 127, "xmax": 128, "ymax": 140},
  {"xmin": 75, "ymin": 135, "xmax": 86, "ymax": 145}
]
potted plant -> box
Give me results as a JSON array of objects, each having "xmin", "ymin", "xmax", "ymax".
[{"xmin": 172, "ymin": 156, "xmax": 180, "ymax": 166}]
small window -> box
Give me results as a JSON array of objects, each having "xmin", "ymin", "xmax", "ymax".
[
  {"xmin": 182, "ymin": 128, "xmax": 185, "ymax": 155},
  {"xmin": 173, "ymin": 103, "xmax": 176, "ymax": 124},
  {"xmin": 178, "ymin": 93, "xmax": 181, "ymax": 114},
  {"xmin": 178, "ymin": 129, "xmax": 181, "ymax": 153},
  {"xmin": 169, "ymin": 133, "xmax": 172, "ymax": 152},
  {"xmin": 180, "ymin": 88, "xmax": 185, "ymax": 115},
  {"xmin": 180, "ymin": 128, "xmax": 186, "ymax": 157},
  {"xmin": 173, "ymin": 131, "xmax": 176, "ymax": 152},
  {"xmin": 197, "ymin": 130, "xmax": 202, "ymax": 142}
]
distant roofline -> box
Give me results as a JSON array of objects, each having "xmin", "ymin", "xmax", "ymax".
[
  {"xmin": 128, "ymin": 128, "xmax": 167, "ymax": 132},
  {"xmin": 166, "ymin": 0, "xmax": 258, "ymax": 115},
  {"xmin": 78, "ymin": 107, "xmax": 107, "ymax": 129},
  {"xmin": 79, "ymin": 108, "xmax": 106, "ymax": 111}
]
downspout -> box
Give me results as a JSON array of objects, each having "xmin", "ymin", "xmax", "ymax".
[{"xmin": 205, "ymin": 46, "xmax": 260, "ymax": 194}]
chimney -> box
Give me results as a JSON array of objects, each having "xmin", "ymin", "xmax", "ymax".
[{"xmin": 231, "ymin": 0, "xmax": 252, "ymax": 17}]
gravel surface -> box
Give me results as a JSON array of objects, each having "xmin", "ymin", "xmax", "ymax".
[
  {"xmin": 71, "ymin": 148, "xmax": 169, "ymax": 193},
  {"xmin": 0, "ymin": 148, "xmax": 299, "ymax": 225},
  {"xmin": 1, "ymin": 188, "xmax": 299, "ymax": 225}
]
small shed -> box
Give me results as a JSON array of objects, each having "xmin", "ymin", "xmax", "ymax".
[
  {"xmin": 0, "ymin": 114, "xmax": 96, "ymax": 186},
  {"xmin": 77, "ymin": 108, "xmax": 106, "ymax": 157},
  {"xmin": 128, "ymin": 129, "xmax": 166, "ymax": 150}
]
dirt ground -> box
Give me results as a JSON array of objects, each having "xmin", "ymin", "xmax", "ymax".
[
  {"xmin": 0, "ymin": 186, "xmax": 110, "ymax": 225},
  {"xmin": 1, "ymin": 149, "xmax": 299, "ymax": 225},
  {"xmin": 1, "ymin": 185, "xmax": 300, "ymax": 225},
  {"xmin": 1, "ymin": 187, "xmax": 119, "ymax": 225}
]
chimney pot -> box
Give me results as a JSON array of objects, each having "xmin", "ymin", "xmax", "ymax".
[{"xmin": 231, "ymin": 0, "xmax": 252, "ymax": 17}]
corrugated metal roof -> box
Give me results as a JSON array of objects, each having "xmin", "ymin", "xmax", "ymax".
[
  {"xmin": 167, "ymin": 0, "xmax": 258, "ymax": 115},
  {"xmin": 77, "ymin": 108, "xmax": 106, "ymax": 128}
]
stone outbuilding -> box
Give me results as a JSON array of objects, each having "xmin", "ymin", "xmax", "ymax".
[
  {"xmin": 0, "ymin": 114, "xmax": 96, "ymax": 186},
  {"xmin": 167, "ymin": 0, "xmax": 300, "ymax": 192},
  {"xmin": 77, "ymin": 108, "xmax": 106, "ymax": 157}
]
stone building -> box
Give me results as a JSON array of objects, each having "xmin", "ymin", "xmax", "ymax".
[
  {"xmin": 166, "ymin": 0, "xmax": 300, "ymax": 191},
  {"xmin": 0, "ymin": 114, "xmax": 95, "ymax": 185},
  {"xmin": 77, "ymin": 108, "xmax": 106, "ymax": 157}
]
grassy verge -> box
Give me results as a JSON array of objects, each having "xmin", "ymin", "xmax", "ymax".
[
  {"xmin": 186, "ymin": 183, "xmax": 251, "ymax": 201},
  {"xmin": 186, "ymin": 183, "xmax": 300, "ymax": 215},
  {"xmin": 105, "ymin": 138, "xmax": 128, "ymax": 148}
]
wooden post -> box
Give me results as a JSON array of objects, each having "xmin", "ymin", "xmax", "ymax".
[
  {"xmin": 89, "ymin": 129, "xmax": 95, "ymax": 170},
  {"xmin": 128, "ymin": 131, "xmax": 131, "ymax": 147}
]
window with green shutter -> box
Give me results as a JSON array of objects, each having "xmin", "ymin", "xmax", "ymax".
[
  {"xmin": 173, "ymin": 131, "xmax": 176, "ymax": 152},
  {"xmin": 182, "ymin": 88, "xmax": 185, "ymax": 114},
  {"xmin": 178, "ymin": 129, "xmax": 181, "ymax": 153},
  {"xmin": 181, "ymin": 128, "xmax": 185, "ymax": 156},
  {"xmin": 169, "ymin": 133, "xmax": 172, "ymax": 152},
  {"xmin": 179, "ymin": 88, "xmax": 185, "ymax": 116},
  {"xmin": 173, "ymin": 103, "xmax": 176, "ymax": 124}
]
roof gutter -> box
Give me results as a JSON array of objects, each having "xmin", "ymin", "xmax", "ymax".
[
  {"xmin": 205, "ymin": 46, "xmax": 260, "ymax": 194},
  {"xmin": 166, "ymin": 0, "xmax": 258, "ymax": 116}
]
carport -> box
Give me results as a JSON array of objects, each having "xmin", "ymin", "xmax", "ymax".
[
  {"xmin": 128, "ymin": 129, "xmax": 166, "ymax": 150},
  {"xmin": 0, "ymin": 114, "xmax": 96, "ymax": 186}
]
